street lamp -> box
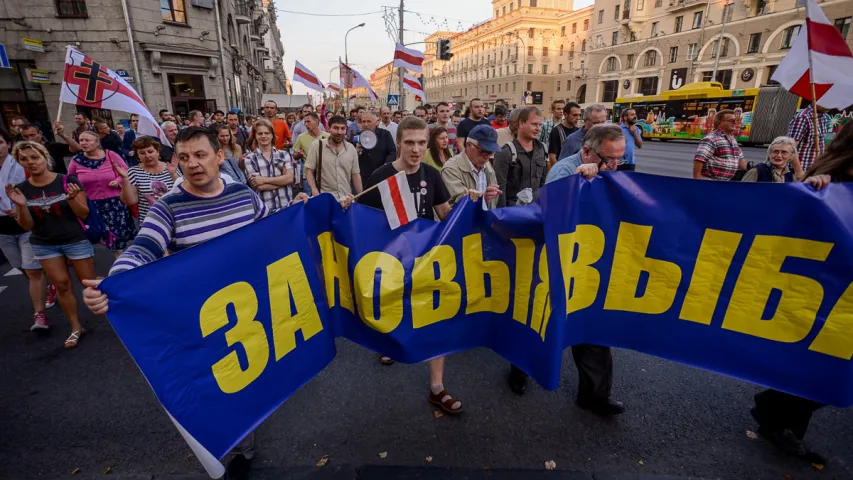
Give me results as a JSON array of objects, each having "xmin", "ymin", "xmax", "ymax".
[
  {"xmin": 507, "ymin": 32, "xmax": 527, "ymax": 106},
  {"xmin": 344, "ymin": 22, "xmax": 366, "ymax": 110}
]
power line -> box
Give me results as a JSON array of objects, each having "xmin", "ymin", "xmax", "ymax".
[{"xmin": 276, "ymin": 8, "xmax": 383, "ymax": 17}]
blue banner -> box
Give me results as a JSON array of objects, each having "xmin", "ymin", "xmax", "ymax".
[{"xmin": 100, "ymin": 172, "xmax": 853, "ymax": 465}]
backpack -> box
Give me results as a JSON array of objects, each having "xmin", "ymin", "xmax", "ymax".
[
  {"xmin": 62, "ymin": 175, "xmax": 116, "ymax": 247},
  {"xmin": 751, "ymin": 162, "xmax": 794, "ymax": 183}
]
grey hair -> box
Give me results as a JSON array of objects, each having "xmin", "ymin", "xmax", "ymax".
[
  {"xmin": 583, "ymin": 104, "xmax": 607, "ymax": 122},
  {"xmin": 582, "ymin": 124, "xmax": 625, "ymax": 152},
  {"xmin": 466, "ymin": 137, "xmax": 481, "ymax": 147},
  {"xmin": 509, "ymin": 108, "xmax": 523, "ymax": 123},
  {"xmin": 161, "ymin": 121, "xmax": 177, "ymax": 130},
  {"xmin": 767, "ymin": 136, "xmax": 797, "ymax": 160}
]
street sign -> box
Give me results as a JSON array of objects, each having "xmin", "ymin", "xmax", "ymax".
[
  {"xmin": 387, "ymin": 94, "xmax": 399, "ymax": 107},
  {"xmin": 0, "ymin": 44, "xmax": 9, "ymax": 69},
  {"xmin": 116, "ymin": 69, "xmax": 134, "ymax": 83},
  {"xmin": 27, "ymin": 69, "xmax": 50, "ymax": 83},
  {"xmin": 22, "ymin": 38, "xmax": 44, "ymax": 53}
]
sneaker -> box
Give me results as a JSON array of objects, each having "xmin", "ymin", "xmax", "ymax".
[
  {"xmin": 31, "ymin": 312, "xmax": 49, "ymax": 331},
  {"xmin": 45, "ymin": 284, "xmax": 58, "ymax": 309}
]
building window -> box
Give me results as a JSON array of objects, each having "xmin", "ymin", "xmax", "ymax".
[
  {"xmin": 596, "ymin": 35, "xmax": 603, "ymax": 47},
  {"xmin": 499, "ymin": 83, "xmax": 502, "ymax": 93},
  {"xmin": 687, "ymin": 43, "xmax": 698, "ymax": 60},
  {"xmin": 643, "ymin": 50, "xmax": 657, "ymax": 66},
  {"xmin": 492, "ymin": 85, "xmax": 495, "ymax": 93},
  {"xmin": 572, "ymin": 23, "xmax": 577, "ymax": 34},
  {"xmin": 627, "ymin": 54, "xmax": 634, "ymax": 68},
  {"xmin": 835, "ymin": 17, "xmax": 851, "ymax": 39},
  {"xmin": 747, "ymin": 33, "xmax": 761, "ymax": 53},
  {"xmin": 638, "ymin": 0, "xmax": 644, "ymax": 10},
  {"xmin": 561, "ymin": 26, "xmax": 566, "ymax": 36},
  {"xmin": 602, "ymin": 80, "xmax": 619, "ymax": 102},
  {"xmin": 651, "ymin": 22, "xmax": 659, "ymax": 37},
  {"xmin": 584, "ymin": 19, "xmax": 589, "ymax": 30},
  {"xmin": 528, "ymin": 28, "xmax": 535, "ymax": 38},
  {"xmin": 630, "ymin": 31, "xmax": 637, "ymax": 41},
  {"xmin": 615, "ymin": 5, "xmax": 620, "ymax": 20},
  {"xmin": 781, "ymin": 25, "xmax": 800, "ymax": 49},
  {"xmin": 528, "ymin": 46, "xmax": 535, "ymax": 56},
  {"xmin": 669, "ymin": 46, "xmax": 678, "ymax": 63},
  {"xmin": 692, "ymin": 11, "xmax": 703, "ymax": 29},
  {"xmin": 582, "ymin": 39, "xmax": 586, "ymax": 51},
  {"xmin": 528, "ymin": 64, "xmax": 533, "ymax": 74},
  {"xmin": 570, "ymin": 42, "xmax": 575, "ymax": 51},
  {"xmin": 543, "ymin": 46, "xmax": 549, "ymax": 56},
  {"xmin": 510, "ymin": 2, "xmax": 514, "ymax": 11},
  {"xmin": 513, "ymin": 81, "xmax": 516, "ymax": 91},
  {"xmin": 514, "ymin": 65, "xmax": 518, "ymax": 73},
  {"xmin": 711, "ymin": 38, "xmax": 729, "ymax": 57},
  {"xmin": 558, "ymin": 64, "xmax": 563, "ymax": 73},
  {"xmin": 530, "ymin": 0, "xmax": 538, "ymax": 6},
  {"xmin": 161, "ymin": 0, "xmax": 186, "ymax": 23},
  {"xmin": 55, "ymin": 0, "xmax": 88, "ymax": 17},
  {"xmin": 559, "ymin": 44, "xmax": 564, "ymax": 56},
  {"xmin": 722, "ymin": 3, "xmax": 733, "ymax": 22},
  {"xmin": 655, "ymin": 0, "xmax": 661, "ymax": 6},
  {"xmin": 502, "ymin": 6, "xmax": 506, "ymax": 15},
  {"xmin": 567, "ymin": 79, "xmax": 572, "ymax": 91},
  {"xmin": 527, "ymin": 81, "xmax": 532, "ymax": 90},
  {"xmin": 612, "ymin": 31, "xmax": 619, "ymax": 45},
  {"xmin": 542, "ymin": 65, "xmax": 548, "ymax": 74},
  {"xmin": 639, "ymin": 76, "xmax": 658, "ymax": 95},
  {"xmin": 674, "ymin": 16, "xmax": 683, "ymax": 33},
  {"xmin": 606, "ymin": 57, "xmax": 617, "ymax": 71},
  {"xmin": 557, "ymin": 80, "xmax": 561, "ymax": 91},
  {"xmin": 765, "ymin": 65, "xmax": 779, "ymax": 85}
]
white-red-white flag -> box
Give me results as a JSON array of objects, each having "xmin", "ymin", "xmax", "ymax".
[
  {"xmin": 293, "ymin": 61, "xmax": 325, "ymax": 93},
  {"xmin": 771, "ymin": 0, "xmax": 853, "ymax": 109},
  {"xmin": 327, "ymin": 83, "xmax": 341, "ymax": 95},
  {"xmin": 340, "ymin": 59, "xmax": 379, "ymax": 101},
  {"xmin": 377, "ymin": 170, "xmax": 417, "ymax": 229},
  {"xmin": 402, "ymin": 72, "xmax": 424, "ymax": 99},
  {"xmin": 393, "ymin": 43, "xmax": 425, "ymax": 73},
  {"xmin": 60, "ymin": 46, "xmax": 170, "ymax": 145}
]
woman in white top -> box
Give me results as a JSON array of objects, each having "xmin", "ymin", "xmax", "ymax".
[{"xmin": 114, "ymin": 136, "xmax": 178, "ymax": 224}]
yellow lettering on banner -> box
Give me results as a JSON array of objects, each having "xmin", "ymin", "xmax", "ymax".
[
  {"xmin": 411, "ymin": 245, "xmax": 462, "ymax": 328},
  {"xmin": 604, "ymin": 222, "xmax": 682, "ymax": 314},
  {"xmin": 558, "ymin": 225, "xmax": 605, "ymax": 315},
  {"xmin": 199, "ymin": 282, "xmax": 269, "ymax": 394},
  {"xmin": 317, "ymin": 232, "xmax": 354, "ymax": 313},
  {"xmin": 463, "ymin": 234, "xmax": 510, "ymax": 315},
  {"xmin": 511, "ymin": 239, "xmax": 536, "ymax": 324},
  {"xmin": 267, "ymin": 253, "xmax": 324, "ymax": 361},
  {"xmin": 679, "ymin": 229, "xmax": 742, "ymax": 325},
  {"xmin": 354, "ymin": 252, "xmax": 405, "ymax": 333},
  {"xmin": 531, "ymin": 247, "xmax": 552, "ymax": 340},
  {"xmin": 722, "ymin": 236, "xmax": 833, "ymax": 342},
  {"xmin": 809, "ymin": 281, "xmax": 853, "ymax": 360}
]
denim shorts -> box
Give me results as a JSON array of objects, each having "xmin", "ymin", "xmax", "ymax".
[
  {"xmin": 0, "ymin": 232, "xmax": 41, "ymax": 270},
  {"xmin": 31, "ymin": 239, "xmax": 94, "ymax": 261}
]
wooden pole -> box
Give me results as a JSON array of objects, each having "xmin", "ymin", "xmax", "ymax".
[{"xmin": 54, "ymin": 101, "xmax": 64, "ymax": 135}]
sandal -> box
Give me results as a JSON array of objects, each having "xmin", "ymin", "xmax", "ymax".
[
  {"xmin": 429, "ymin": 389, "xmax": 463, "ymax": 415},
  {"xmin": 64, "ymin": 329, "xmax": 85, "ymax": 349},
  {"xmin": 377, "ymin": 354, "xmax": 394, "ymax": 366}
]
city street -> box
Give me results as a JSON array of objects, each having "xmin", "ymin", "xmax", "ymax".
[{"xmin": 1, "ymin": 143, "xmax": 850, "ymax": 480}]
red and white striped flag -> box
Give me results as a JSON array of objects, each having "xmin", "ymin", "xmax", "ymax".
[
  {"xmin": 327, "ymin": 83, "xmax": 341, "ymax": 95},
  {"xmin": 402, "ymin": 72, "xmax": 424, "ymax": 99},
  {"xmin": 771, "ymin": 0, "xmax": 853, "ymax": 109},
  {"xmin": 340, "ymin": 59, "xmax": 379, "ymax": 101},
  {"xmin": 377, "ymin": 170, "xmax": 417, "ymax": 229},
  {"xmin": 393, "ymin": 43, "xmax": 425, "ymax": 73},
  {"xmin": 293, "ymin": 61, "xmax": 325, "ymax": 93}
]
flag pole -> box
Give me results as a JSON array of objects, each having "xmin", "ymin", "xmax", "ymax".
[{"xmin": 805, "ymin": 5, "xmax": 822, "ymax": 165}]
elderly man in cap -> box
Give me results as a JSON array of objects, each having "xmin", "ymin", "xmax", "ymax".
[{"xmin": 441, "ymin": 124, "xmax": 502, "ymax": 210}]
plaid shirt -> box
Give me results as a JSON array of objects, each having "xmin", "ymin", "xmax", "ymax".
[
  {"xmin": 787, "ymin": 105, "xmax": 830, "ymax": 171},
  {"xmin": 693, "ymin": 129, "xmax": 744, "ymax": 181},
  {"xmin": 539, "ymin": 117, "xmax": 555, "ymax": 150},
  {"xmin": 244, "ymin": 147, "xmax": 294, "ymax": 211}
]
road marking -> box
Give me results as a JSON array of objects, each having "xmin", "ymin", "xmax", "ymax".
[
  {"xmin": 4, "ymin": 268, "xmax": 22, "ymax": 276},
  {"xmin": 0, "ymin": 286, "xmax": 6, "ymax": 295}
]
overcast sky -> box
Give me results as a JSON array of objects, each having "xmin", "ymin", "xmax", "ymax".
[{"xmin": 277, "ymin": 0, "xmax": 593, "ymax": 99}]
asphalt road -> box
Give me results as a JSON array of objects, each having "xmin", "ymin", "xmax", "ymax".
[
  {"xmin": 634, "ymin": 139, "xmax": 768, "ymax": 178},
  {"xmin": 1, "ymin": 142, "xmax": 851, "ymax": 480}
]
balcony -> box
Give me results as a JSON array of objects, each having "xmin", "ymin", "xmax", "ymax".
[
  {"xmin": 235, "ymin": 4, "xmax": 251, "ymax": 24},
  {"xmin": 489, "ymin": 59, "xmax": 496, "ymax": 66},
  {"xmin": 667, "ymin": 0, "xmax": 705, "ymax": 12}
]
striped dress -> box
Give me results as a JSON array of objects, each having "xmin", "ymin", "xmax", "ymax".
[
  {"xmin": 110, "ymin": 182, "xmax": 268, "ymax": 275},
  {"xmin": 127, "ymin": 165, "xmax": 175, "ymax": 223}
]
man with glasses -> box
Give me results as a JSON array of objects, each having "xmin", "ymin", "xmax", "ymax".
[
  {"xmin": 557, "ymin": 104, "xmax": 608, "ymax": 161},
  {"xmin": 441, "ymin": 124, "xmax": 502, "ymax": 210},
  {"xmin": 693, "ymin": 109, "xmax": 747, "ymax": 181},
  {"xmin": 512, "ymin": 124, "xmax": 625, "ymax": 418}
]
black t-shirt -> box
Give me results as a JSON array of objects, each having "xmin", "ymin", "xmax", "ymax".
[
  {"xmin": 357, "ymin": 128, "xmax": 397, "ymax": 185},
  {"xmin": 548, "ymin": 123, "xmax": 578, "ymax": 158},
  {"xmin": 46, "ymin": 142, "xmax": 69, "ymax": 175},
  {"xmin": 360, "ymin": 163, "xmax": 450, "ymax": 221},
  {"xmin": 15, "ymin": 174, "xmax": 87, "ymax": 246},
  {"xmin": 101, "ymin": 132, "xmax": 123, "ymax": 156},
  {"xmin": 456, "ymin": 117, "xmax": 491, "ymax": 141}
]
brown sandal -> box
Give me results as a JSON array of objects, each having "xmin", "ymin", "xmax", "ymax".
[{"xmin": 429, "ymin": 389, "xmax": 463, "ymax": 414}]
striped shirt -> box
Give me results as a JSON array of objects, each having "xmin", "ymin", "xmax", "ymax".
[
  {"xmin": 110, "ymin": 183, "xmax": 268, "ymax": 275},
  {"xmin": 127, "ymin": 165, "xmax": 175, "ymax": 222},
  {"xmin": 244, "ymin": 147, "xmax": 294, "ymax": 211},
  {"xmin": 787, "ymin": 106, "xmax": 830, "ymax": 171},
  {"xmin": 693, "ymin": 129, "xmax": 744, "ymax": 181}
]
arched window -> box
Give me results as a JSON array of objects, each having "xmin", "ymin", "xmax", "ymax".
[
  {"xmin": 581, "ymin": 39, "xmax": 586, "ymax": 51},
  {"xmin": 576, "ymin": 84, "xmax": 587, "ymax": 103}
]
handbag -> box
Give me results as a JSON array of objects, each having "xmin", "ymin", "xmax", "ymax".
[{"xmin": 105, "ymin": 150, "xmax": 139, "ymax": 218}]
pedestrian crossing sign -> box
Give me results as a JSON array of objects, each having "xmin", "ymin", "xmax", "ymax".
[
  {"xmin": 0, "ymin": 44, "xmax": 9, "ymax": 69},
  {"xmin": 387, "ymin": 94, "xmax": 399, "ymax": 107}
]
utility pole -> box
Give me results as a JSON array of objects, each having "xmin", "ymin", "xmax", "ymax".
[
  {"xmin": 711, "ymin": 1, "xmax": 731, "ymax": 81},
  {"xmin": 398, "ymin": 0, "xmax": 406, "ymax": 111}
]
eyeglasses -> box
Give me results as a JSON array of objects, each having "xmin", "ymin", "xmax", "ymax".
[
  {"xmin": 473, "ymin": 145, "xmax": 494, "ymax": 158},
  {"xmin": 592, "ymin": 148, "xmax": 622, "ymax": 169},
  {"xmin": 770, "ymin": 149, "xmax": 793, "ymax": 157}
]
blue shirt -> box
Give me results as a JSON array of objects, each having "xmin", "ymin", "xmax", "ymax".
[
  {"xmin": 621, "ymin": 123, "xmax": 640, "ymax": 165},
  {"xmin": 545, "ymin": 151, "xmax": 584, "ymax": 184},
  {"xmin": 557, "ymin": 128, "xmax": 587, "ymax": 161}
]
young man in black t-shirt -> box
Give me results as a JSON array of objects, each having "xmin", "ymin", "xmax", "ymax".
[
  {"xmin": 353, "ymin": 116, "xmax": 463, "ymax": 415},
  {"xmin": 548, "ymin": 102, "xmax": 581, "ymax": 167},
  {"xmin": 455, "ymin": 98, "xmax": 490, "ymax": 152}
]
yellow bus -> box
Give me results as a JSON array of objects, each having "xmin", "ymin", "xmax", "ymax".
[{"xmin": 611, "ymin": 82, "xmax": 806, "ymax": 145}]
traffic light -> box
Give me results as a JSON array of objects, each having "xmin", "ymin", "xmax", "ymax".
[{"xmin": 437, "ymin": 39, "xmax": 453, "ymax": 61}]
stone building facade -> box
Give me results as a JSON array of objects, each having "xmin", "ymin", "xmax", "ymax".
[
  {"xmin": 422, "ymin": 0, "xmax": 853, "ymax": 110},
  {"xmin": 0, "ymin": 0, "xmax": 286, "ymax": 131}
]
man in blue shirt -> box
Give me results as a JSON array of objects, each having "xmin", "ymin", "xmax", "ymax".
[
  {"xmin": 512, "ymin": 124, "xmax": 626, "ymax": 417},
  {"xmin": 121, "ymin": 114, "xmax": 139, "ymax": 166},
  {"xmin": 618, "ymin": 108, "xmax": 643, "ymax": 171},
  {"xmin": 557, "ymin": 104, "xmax": 608, "ymax": 161}
]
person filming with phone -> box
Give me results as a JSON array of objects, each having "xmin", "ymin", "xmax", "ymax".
[{"xmin": 355, "ymin": 111, "xmax": 396, "ymax": 186}]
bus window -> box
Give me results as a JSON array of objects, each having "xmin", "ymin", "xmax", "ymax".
[
  {"xmin": 633, "ymin": 103, "xmax": 648, "ymax": 122},
  {"xmin": 665, "ymin": 100, "xmax": 686, "ymax": 122},
  {"xmin": 611, "ymin": 103, "xmax": 624, "ymax": 123}
]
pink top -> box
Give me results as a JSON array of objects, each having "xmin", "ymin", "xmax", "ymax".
[{"xmin": 67, "ymin": 150, "xmax": 126, "ymax": 200}]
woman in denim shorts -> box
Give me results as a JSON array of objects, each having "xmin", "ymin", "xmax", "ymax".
[
  {"xmin": 6, "ymin": 141, "xmax": 96, "ymax": 348},
  {"xmin": 0, "ymin": 130, "xmax": 55, "ymax": 331}
]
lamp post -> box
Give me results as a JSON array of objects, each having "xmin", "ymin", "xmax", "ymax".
[
  {"xmin": 344, "ymin": 22, "xmax": 366, "ymax": 111},
  {"xmin": 507, "ymin": 32, "xmax": 527, "ymax": 106}
]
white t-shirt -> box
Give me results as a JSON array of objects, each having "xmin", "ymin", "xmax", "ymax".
[{"xmin": 378, "ymin": 121, "xmax": 399, "ymax": 144}]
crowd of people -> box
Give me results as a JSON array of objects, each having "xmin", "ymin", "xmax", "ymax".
[{"xmin": 1, "ymin": 94, "xmax": 850, "ymax": 468}]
